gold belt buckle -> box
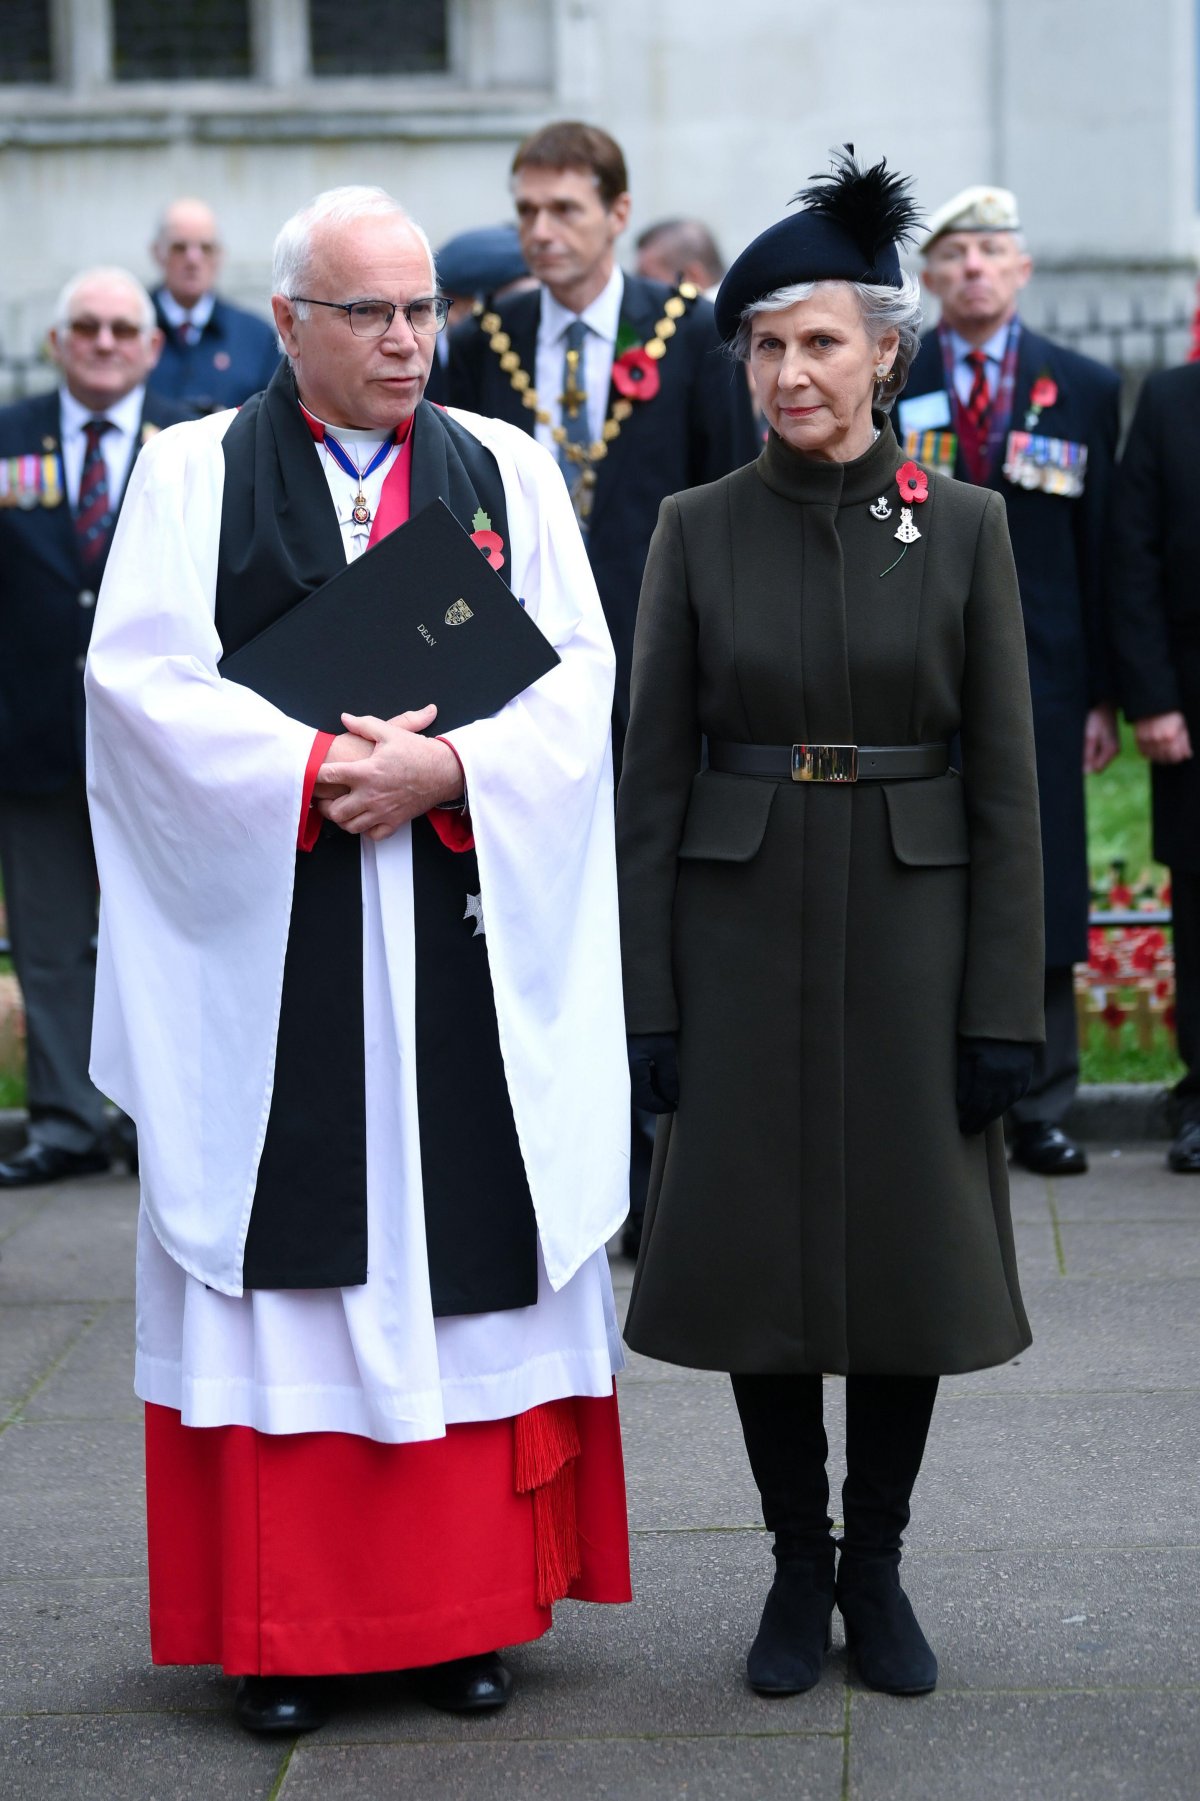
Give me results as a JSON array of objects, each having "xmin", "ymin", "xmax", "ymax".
[{"xmin": 790, "ymin": 744, "xmax": 859, "ymax": 783}]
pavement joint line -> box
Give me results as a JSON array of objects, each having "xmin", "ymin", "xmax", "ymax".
[
  {"xmin": 0, "ymin": 1300, "xmax": 107, "ymax": 1437},
  {"xmin": 293, "ymin": 1727, "xmax": 851, "ymax": 1748},
  {"xmin": 266, "ymin": 1742, "xmax": 297, "ymax": 1799},
  {"xmin": 0, "ymin": 1189, "xmax": 55, "ymax": 1246},
  {"xmin": 839, "ymin": 1684, "xmax": 852, "ymax": 1801},
  {"xmin": 627, "ymin": 1529, "xmax": 1200, "ymax": 1548},
  {"xmin": 3, "ymin": 1412, "xmax": 142, "ymax": 1425},
  {"xmin": 1046, "ymin": 1184, "xmax": 1068, "ymax": 1276}
]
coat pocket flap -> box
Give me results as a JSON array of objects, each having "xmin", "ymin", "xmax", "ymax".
[
  {"xmin": 678, "ymin": 770, "xmax": 776, "ymax": 863},
  {"xmin": 883, "ymin": 775, "xmax": 970, "ymax": 867}
]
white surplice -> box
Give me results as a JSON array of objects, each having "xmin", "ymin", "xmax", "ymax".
[{"xmin": 86, "ymin": 402, "xmax": 630, "ymax": 1444}]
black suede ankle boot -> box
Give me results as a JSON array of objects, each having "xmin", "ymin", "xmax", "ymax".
[
  {"xmin": 835, "ymin": 1552, "xmax": 937, "ymax": 1696},
  {"xmin": 746, "ymin": 1545, "xmax": 836, "ymax": 1696}
]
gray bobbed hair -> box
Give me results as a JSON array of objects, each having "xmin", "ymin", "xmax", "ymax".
[
  {"xmin": 729, "ymin": 272, "xmax": 923, "ymax": 412},
  {"xmin": 272, "ymin": 185, "xmax": 438, "ymax": 323}
]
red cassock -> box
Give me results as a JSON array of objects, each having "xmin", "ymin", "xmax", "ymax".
[{"xmin": 144, "ymin": 411, "xmax": 631, "ymax": 1677}]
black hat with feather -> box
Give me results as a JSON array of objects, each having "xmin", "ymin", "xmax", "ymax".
[{"xmin": 714, "ymin": 146, "xmax": 922, "ymax": 344}]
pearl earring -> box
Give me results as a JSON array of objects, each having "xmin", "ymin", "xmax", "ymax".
[{"xmin": 875, "ymin": 363, "xmax": 889, "ymax": 379}]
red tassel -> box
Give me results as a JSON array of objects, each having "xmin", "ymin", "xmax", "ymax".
[{"xmin": 514, "ymin": 1399, "xmax": 583, "ymax": 1607}]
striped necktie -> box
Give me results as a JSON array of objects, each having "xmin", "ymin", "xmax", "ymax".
[
  {"xmin": 75, "ymin": 418, "xmax": 116, "ymax": 566},
  {"xmin": 965, "ymin": 349, "xmax": 992, "ymax": 429}
]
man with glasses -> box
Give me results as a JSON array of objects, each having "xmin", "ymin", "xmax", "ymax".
[
  {"xmin": 85, "ymin": 188, "xmax": 630, "ymax": 1736},
  {"xmin": 0, "ymin": 267, "xmax": 189, "ymax": 1188},
  {"xmin": 147, "ymin": 197, "xmax": 280, "ymax": 414}
]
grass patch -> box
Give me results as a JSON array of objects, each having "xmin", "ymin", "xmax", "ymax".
[
  {"xmin": 1079, "ymin": 1022, "xmax": 1184, "ymax": 1086},
  {"xmin": 0, "ymin": 1070, "xmax": 26, "ymax": 1109},
  {"xmin": 1087, "ymin": 721, "xmax": 1159, "ymax": 888}
]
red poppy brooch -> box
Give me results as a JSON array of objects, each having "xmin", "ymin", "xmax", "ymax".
[
  {"xmin": 470, "ymin": 506, "xmax": 505, "ymax": 571},
  {"xmin": 611, "ymin": 346, "xmax": 661, "ymax": 402},
  {"xmin": 875, "ymin": 460, "xmax": 929, "ymax": 577},
  {"xmin": 1024, "ymin": 372, "xmax": 1058, "ymax": 431}
]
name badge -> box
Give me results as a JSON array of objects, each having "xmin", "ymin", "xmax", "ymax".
[
  {"xmin": 1002, "ymin": 431, "xmax": 1087, "ymax": 498},
  {"xmin": 897, "ymin": 390, "xmax": 953, "ymax": 434},
  {"xmin": 903, "ymin": 428, "xmax": 957, "ymax": 471}
]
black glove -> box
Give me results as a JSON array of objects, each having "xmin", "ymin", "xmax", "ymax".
[
  {"xmin": 628, "ymin": 1032, "xmax": 680, "ymax": 1114},
  {"xmin": 956, "ymin": 1037, "xmax": 1037, "ymax": 1136}
]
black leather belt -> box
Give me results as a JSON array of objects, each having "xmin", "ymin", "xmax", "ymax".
[{"xmin": 707, "ymin": 741, "xmax": 950, "ymax": 783}]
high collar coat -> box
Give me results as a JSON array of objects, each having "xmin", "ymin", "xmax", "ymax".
[{"xmin": 616, "ymin": 426, "xmax": 1044, "ymax": 1376}]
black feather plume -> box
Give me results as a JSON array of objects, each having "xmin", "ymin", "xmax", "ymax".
[{"xmin": 792, "ymin": 145, "xmax": 922, "ymax": 261}]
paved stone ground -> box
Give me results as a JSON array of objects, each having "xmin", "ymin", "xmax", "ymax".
[{"xmin": 2, "ymin": 1146, "xmax": 1198, "ymax": 1799}]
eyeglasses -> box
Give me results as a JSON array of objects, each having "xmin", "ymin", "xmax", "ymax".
[
  {"xmin": 167, "ymin": 241, "xmax": 219, "ymax": 256},
  {"xmin": 291, "ymin": 296, "xmax": 450, "ymax": 338},
  {"xmin": 67, "ymin": 318, "xmax": 147, "ymax": 341}
]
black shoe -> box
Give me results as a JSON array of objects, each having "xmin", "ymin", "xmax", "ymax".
[
  {"xmin": 0, "ymin": 1142, "xmax": 111, "ymax": 1188},
  {"xmin": 233, "ymin": 1675, "xmax": 327, "ymax": 1734},
  {"xmin": 746, "ymin": 1551, "xmax": 836, "ymax": 1696},
  {"xmin": 1168, "ymin": 1117, "xmax": 1200, "ymax": 1173},
  {"xmin": 1011, "ymin": 1122, "xmax": 1088, "ymax": 1176},
  {"xmin": 407, "ymin": 1651, "xmax": 512, "ymax": 1714},
  {"xmin": 836, "ymin": 1555, "xmax": 937, "ymax": 1696}
]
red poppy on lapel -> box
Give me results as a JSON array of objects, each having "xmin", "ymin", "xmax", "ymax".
[
  {"xmin": 1029, "ymin": 375, "xmax": 1058, "ymax": 411},
  {"xmin": 895, "ymin": 461, "xmax": 929, "ymax": 505},
  {"xmin": 612, "ymin": 347, "xmax": 661, "ymax": 402}
]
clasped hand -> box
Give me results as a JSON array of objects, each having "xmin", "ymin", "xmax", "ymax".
[{"xmin": 314, "ymin": 706, "xmax": 463, "ymax": 842}]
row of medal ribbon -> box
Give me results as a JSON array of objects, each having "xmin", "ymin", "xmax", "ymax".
[
  {"xmin": 903, "ymin": 427, "xmax": 1088, "ymax": 497},
  {"xmin": 0, "ymin": 454, "xmax": 63, "ymax": 508}
]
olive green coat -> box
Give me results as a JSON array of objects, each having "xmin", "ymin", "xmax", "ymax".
[{"xmin": 616, "ymin": 426, "xmax": 1044, "ymax": 1376}]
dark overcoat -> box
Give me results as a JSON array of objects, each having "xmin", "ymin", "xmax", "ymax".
[
  {"xmin": 148, "ymin": 290, "xmax": 281, "ymax": 414},
  {"xmin": 0, "ymin": 387, "xmax": 192, "ymax": 795},
  {"xmin": 1107, "ymin": 363, "xmax": 1200, "ymax": 873},
  {"xmin": 446, "ymin": 273, "xmax": 760, "ymax": 763},
  {"xmin": 898, "ymin": 325, "xmax": 1120, "ymax": 966},
  {"xmin": 616, "ymin": 426, "xmax": 1043, "ymax": 1376}
]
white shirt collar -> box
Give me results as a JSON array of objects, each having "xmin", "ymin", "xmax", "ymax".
[
  {"xmin": 59, "ymin": 384, "xmax": 145, "ymax": 440},
  {"xmin": 158, "ymin": 289, "xmax": 216, "ymax": 331},
  {"xmin": 948, "ymin": 320, "xmax": 1012, "ymax": 368},
  {"xmin": 540, "ymin": 264, "xmax": 625, "ymax": 348}
]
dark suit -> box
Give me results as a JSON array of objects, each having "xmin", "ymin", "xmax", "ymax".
[
  {"xmin": 898, "ymin": 323, "xmax": 1119, "ymax": 1125},
  {"xmin": 149, "ymin": 290, "xmax": 280, "ymax": 414},
  {"xmin": 0, "ymin": 386, "xmax": 190, "ymax": 1153},
  {"xmin": 447, "ymin": 273, "xmax": 760, "ymax": 767},
  {"xmin": 1108, "ymin": 363, "xmax": 1200, "ymax": 1107}
]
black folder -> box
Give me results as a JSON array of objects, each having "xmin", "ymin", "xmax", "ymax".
[{"xmin": 219, "ymin": 499, "xmax": 560, "ymax": 735}]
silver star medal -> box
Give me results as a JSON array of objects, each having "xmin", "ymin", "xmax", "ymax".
[
  {"xmin": 464, "ymin": 893, "xmax": 485, "ymax": 938},
  {"xmin": 869, "ymin": 495, "xmax": 892, "ymax": 520}
]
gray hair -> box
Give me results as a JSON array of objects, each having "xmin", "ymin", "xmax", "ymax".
[
  {"xmin": 52, "ymin": 267, "xmax": 157, "ymax": 333},
  {"xmin": 272, "ymin": 186, "xmax": 437, "ymax": 320},
  {"xmin": 730, "ymin": 273, "xmax": 923, "ymax": 412}
]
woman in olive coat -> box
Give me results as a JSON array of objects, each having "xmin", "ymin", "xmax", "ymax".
[{"xmin": 615, "ymin": 154, "xmax": 1044, "ymax": 1701}]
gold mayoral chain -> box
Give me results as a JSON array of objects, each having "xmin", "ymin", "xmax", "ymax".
[{"xmin": 475, "ymin": 283, "xmax": 699, "ymax": 522}]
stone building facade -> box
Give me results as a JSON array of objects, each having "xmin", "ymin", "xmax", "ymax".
[{"xmin": 1, "ymin": 0, "xmax": 1196, "ymax": 394}]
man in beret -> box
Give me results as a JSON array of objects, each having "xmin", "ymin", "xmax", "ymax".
[
  {"xmin": 427, "ymin": 224, "xmax": 532, "ymax": 403},
  {"xmin": 899, "ymin": 185, "xmax": 1120, "ymax": 1177}
]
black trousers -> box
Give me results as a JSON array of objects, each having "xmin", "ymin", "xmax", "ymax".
[
  {"xmin": 1008, "ymin": 965, "xmax": 1078, "ymax": 1128},
  {"xmin": 1170, "ymin": 869, "xmax": 1200, "ymax": 1109},
  {"xmin": 731, "ymin": 1372, "xmax": 938, "ymax": 1562}
]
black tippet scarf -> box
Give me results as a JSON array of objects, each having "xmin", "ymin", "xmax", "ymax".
[{"xmin": 215, "ymin": 366, "xmax": 537, "ymax": 1309}]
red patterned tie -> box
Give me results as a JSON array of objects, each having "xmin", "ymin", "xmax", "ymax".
[
  {"xmin": 75, "ymin": 418, "xmax": 116, "ymax": 566},
  {"xmin": 965, "ymin": 349, "xmax": 992, "ymax": 429}
]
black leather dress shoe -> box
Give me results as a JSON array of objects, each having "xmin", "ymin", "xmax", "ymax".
[
  {"xmin": 1011, "ymin": 1123, "xmax": 1088, "ymax": 1176},
  {"xmin": 0, "ymin": 1142, "xmax": 111, "ymax": 1188},
  {"xmin": 1168, "ymin": 1118, "xmax": 1200, "ymax": 1173},
  {"xmin": 407, "ymin": 1651, "xmax": 512, "ymax": 1713},
  {"xmin": 233, "ymin": 1675, "xmax": 327, "ymax": 1734}
]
